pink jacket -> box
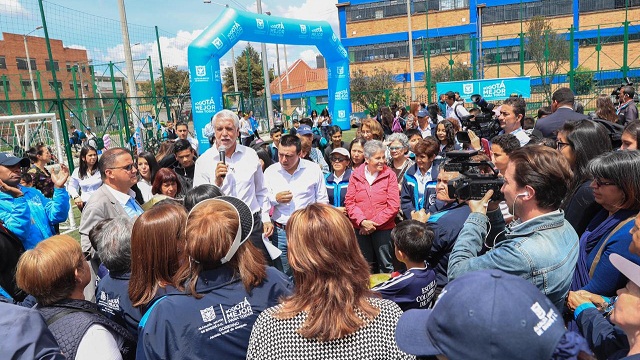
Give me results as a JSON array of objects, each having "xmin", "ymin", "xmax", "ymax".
[{"xmin": 345, "ymin": 164, "xmax": 400, "ymax": 231}]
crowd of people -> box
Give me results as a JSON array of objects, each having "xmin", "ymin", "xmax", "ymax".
[{"xmin": 1, "ymin": 85, "xmax": 640, "ymax": 359}]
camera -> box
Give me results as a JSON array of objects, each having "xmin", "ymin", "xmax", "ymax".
[
  {"xmin": 443, "ymin": 150, "xmax": 504, "ymax": 202},
  {"xmin": 456, "ymin": 94, "xmax": 502, "ymax": 142},
  {"xmin": 611, "ymin": 77, "xmax": 634, "ymax": 100}
]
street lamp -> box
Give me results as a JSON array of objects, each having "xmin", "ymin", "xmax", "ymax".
[{"xmin": 23, "ymin": 26, "xmax": 43, "ymax": 113}]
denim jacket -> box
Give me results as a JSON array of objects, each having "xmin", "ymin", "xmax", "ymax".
[{"xmin": 448, "ymin": 209, "xmax": 579, "ymax": 311}]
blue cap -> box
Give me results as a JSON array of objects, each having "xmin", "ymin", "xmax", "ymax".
[
  {"xmin": 417, "ymin": 108, "xmax": 429, "ymax": 118},
  {"xmin": 395, "ymin": 269, "xmax": 566, "ymax": 360},
  {"xmin": 297, "ymin": 124, "xmax": 313, "ymax": 136},
  {"xmin": 0, "ymin": 153, "xmax": 30, "ymax": 167}
]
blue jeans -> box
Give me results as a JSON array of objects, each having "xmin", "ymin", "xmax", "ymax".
[{"xmin": 275, "ymin": 226, "xmax": 291, "ymax": 276}]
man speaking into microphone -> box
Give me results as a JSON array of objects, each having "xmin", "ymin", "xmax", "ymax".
[
  {"xmin": 193, "ymin": 109, "xmax": 274, "ymax": 263},
  {"xmin": 447, "ymin": 145, "xmax": 579, "ymax": 311}
]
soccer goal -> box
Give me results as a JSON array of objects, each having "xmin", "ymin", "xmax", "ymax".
[{"xmin": 0, "ymin": 112, "xmax": 76, "ymax": 231}]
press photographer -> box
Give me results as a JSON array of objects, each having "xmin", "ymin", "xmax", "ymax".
[{"xmin": 447, "ymin": 145, "xmax": 580, "ymax": 311}]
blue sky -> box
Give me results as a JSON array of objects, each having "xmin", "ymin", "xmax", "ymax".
[{"xmin": 1, "ymin": 0, "xmax": 339, "ymax": 76}]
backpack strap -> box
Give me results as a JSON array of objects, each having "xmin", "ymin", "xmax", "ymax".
[
  {"xmin": 45, "ymin": 305, "xmax": 103, "ymax": 326},
  {"xmin": 453, "ymin": 103, "xmax": 463, "ymax": 121},
  {"xmin": 137, "ymin": 295, "xmax": 168, "ymax": 331}
]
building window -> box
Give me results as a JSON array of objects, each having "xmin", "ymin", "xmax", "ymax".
[
  {"xmin": 483, "ymin": 0, "xmax": 572, "ymax": 24},
  {"xmin": 347, "ymin": 0, "xmax": 418, "ymax": 22},
  {"xmin": 16, "ymin": 58, "xmax": 37, "ymax": 71},
  {"xmin": 0, "ymin": 80, "xmax": 10, "ymax": 93},
  {"xmin": 290, "ymin": 98, "xmax": 302, "ymax": 106},
  {"xmin": 48, "ymin": 81, "xmax": 63, "ymax": 92},
  {"xmin": 483, "ymin": 46, "xmax": 533, "ymax": 64},
  {"xmin": 578, "ymin": 32, "xmax": 640, "ymax": 47},
  {"xmin": 69, "ymin": 81, "xmax": 75, "ymax": 91},
  {"xmin": 579, "ymin": 0, "xmax": 640, "ymax": 12},
  {"xmin": 21, "ymin": 80, "xmax": 40, "ymax": 92},
  {"xmin": 349, "ymin": 35, "xmax": 469, "ymax": 64},
  {"xmin": 0, "ymin": 56, "xmax": 6, "ymax": 69},
  {"xmin": 66, "ymin": 62, "xmax": 72, "ymax": 72},
  {"xmin": 316, "ymin": 96, "xmax": 329, "ymax": 104},
  {"xmin": 45, "ymin": 60, "xmax": 60, "ymax": 71}
]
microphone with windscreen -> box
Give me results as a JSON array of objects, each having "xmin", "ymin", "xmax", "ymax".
[{"xmin": 218, "ymin": 145, "xmax": 227, "ymax": 178}]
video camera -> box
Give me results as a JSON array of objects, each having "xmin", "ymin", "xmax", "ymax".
[
  {"xmin": 611, "ymin": 77, "xmax": 634, "ymax": 100},
  {"xmin": 456, "ymin": 94, "xmax": 502, "ymax": 142},
  {"xmin": 443, "ymin": 150, "xmax": 504, "ymax": 202}
]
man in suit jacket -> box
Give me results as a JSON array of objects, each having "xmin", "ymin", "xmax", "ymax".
[
  {"xmin": 534, "ymin": 87, "xmax": 589, "ymax": 139},
  {"xmin": 79, "ymin": 147, "xmax": 142, "ymax": 300}
]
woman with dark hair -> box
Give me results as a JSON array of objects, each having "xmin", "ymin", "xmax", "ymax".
[
  {"xmin": 183, "ymin": 184, "xmax": 223, "ymax": 212},
  {"xmin": 67, "ymin": 146, "xmax": 101, "ymax": 211},
  {"xmin": 345, "ymin": 140, "xmax": 400, "ymax": 273},
  {"xmin": 379, "ymin": 106, "xmax": 394, "ymax": 136},
  {"xmin": 310, "ymin": 109, "xmax": 319, "ymax": 128},
  {"xmin": 591, "ymin": 94, "xmax": 619, "ymax": 122},
  {"xmin": 252, "ymin": 144, "xmax": 274, "ymax": 171},
  {"xmin": 400, "ymin": 137, "xmax": 440, "ymax": 219},
  {"xmin": 558, "ymin": 120, "xmax": 612, "ymax": 236},
  {"xmin": 435, "ymin": 119, "xmax": 457, "ymax": 154},
  {"xmin": 621, "ymin": 120, "xmax": 640, "ymax": 150},
  {"xmin": 26, "ymin": 143, "xmax": 55, "ymax": 198},
  {"xmin": 136, "ymin": 151, "xmax": 159, "ymax": 203},
  {"xmin": 137, "ymin": 197, "xmax": 291, "ymax": 360},
  {"xmin": 319, "ymin": 108, "xmax": 332, "ymax": 141},
  {"xmin": 349, "ymin": 137, "xmax": 367, "ymax": 169},
  {"xmin": 151, "ymin": 168, "xmax": 181, "ymax": 198},
  {"xmin": 129, "ymin": 203, "xmax": 186, "ymax": 311},
  {"xmin": 570, "ymin": 150, "xmax": 640, "ymax": 297},
  {"xmin": 154, "ymin": 141, "xmax": 174, "ymax": 163},
  {"xmin": 246, "ymin": 204, "xmax": 412, "ymax": 359},
  {"xmin": 16, "ymin": 235, "xmax": 135, "ymax": 359},
  {"xmin": 427, "ymin": 102, "xmax": 443, "ymax": 124}
]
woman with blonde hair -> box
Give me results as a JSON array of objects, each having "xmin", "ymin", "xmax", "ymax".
[
  {"xmin": 359, "ymin": 118, "xmax": 384, "ymax": 141},
  {"xmin": 247, "ymin": 204, "xmax": 413, "ymax": 359},
  {"xmin": 137, "ymin": 196, "xmax": 291, "ymax": 360},
  {"xmin": 16, "ymin": 235, "xmax": 135, "ymax": 360}
]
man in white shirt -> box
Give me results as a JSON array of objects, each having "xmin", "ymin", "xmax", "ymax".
[
  {"xmin": 444, "ymin": 91, "xmax": 470, "ymax": 123},
  {"xmin": 498, "ymin": 96, "xmax": 530, "ymax": 146},
  {"xmin": 193, "ymin": 109, "xmax": 274, "ymax": 263},
  {"xmin": 264, "ymin": 134, "xmax": 329, "ymax": 275}
]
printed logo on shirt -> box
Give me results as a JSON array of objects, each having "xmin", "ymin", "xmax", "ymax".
[
  {"xmin": 97, "ymin": 291, "xmax": 121, "ymax": 316},
  {"xmin": 200, "ymin": 306, "xmax": 217, "ymax": 322}
]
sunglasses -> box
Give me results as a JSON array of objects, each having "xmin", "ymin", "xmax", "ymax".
[
  {"xmin": 330, "ymin": 157, "xmax": 349, "ymax": 163},
  {"xmin": 109, "ymin": 163, "xmax": 137, "ymax": 172}
]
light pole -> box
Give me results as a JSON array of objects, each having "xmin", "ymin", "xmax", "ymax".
[
  {"xmin": 406, "ymin": 0, "xmax": 416, "ymax": 101},
  {"xmin": 23, "ymin": 26, "xmax": 43, "ymax": 113},
  {"xmin": 266, "ymin": 12, "xmax": 284, "ymax": 116}
]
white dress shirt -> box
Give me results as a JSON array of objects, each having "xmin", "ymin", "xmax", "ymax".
[
  {"xmin": 137, "ymin": 178, "xmax": 153, "ymax": 203},
  {"xmin": 446, "ymin": 101, "xmax": 470, "ymax": 121},
  {"xmin": 264, "ymin": 158, "xmax": 329, "ymax": 224},
  {"xmin": 193, "ymin": 144, "xmax": 270, "ymax": 223},
  {"xmin": 67, "ymin": 168, "xmax": 102, "ymax": 203}
]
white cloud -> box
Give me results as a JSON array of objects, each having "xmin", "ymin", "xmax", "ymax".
[
  {"xmin": 275, "ymin": 0, "xmax": 339, "ymax": 35},
  {"xmin": 0, "ymin": 0, "xmax": 30, "ymax": 16}
]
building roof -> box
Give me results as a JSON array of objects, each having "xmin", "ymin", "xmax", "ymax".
[{"xmin": 269, "ymin": 59, "xmax": 328, "ymax": 95}]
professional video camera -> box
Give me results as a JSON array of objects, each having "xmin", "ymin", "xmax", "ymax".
[
  {"xmin": 457, "ymin": 94, "xmax": 502, "ymax": 142},
  {"xmin": 611, "ymin": 77, "xmax": 634, "ymax": 100},
  {"xmin": 443, "ymin": 149, "xmax": 504, "ymax": 202}
]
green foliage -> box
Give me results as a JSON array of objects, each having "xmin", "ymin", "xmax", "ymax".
[
  {"xmin": 222, "ymin": 43, "xmax": 270, "ymax": 97},
  {"xmin": 573, "ymin": 66, "xmax": 594, "ymax": 95},
  {"xmin": 430, "ymin": 63, "xmax": 472, "ymax": 84},
  {"xmin": 350, "ymin": 69, "xmax": 404, "ymax": 115},
  {"xmin": 138, "ymin": 66, "xmax": 189, "ymax": 98},
  {"xmin": 525, "ymin": 16, "xmax": 570, "ymax": 103}
]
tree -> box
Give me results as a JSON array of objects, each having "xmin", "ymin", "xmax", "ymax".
[
  {"xmin": 525, "ymin": 16, "xmax": 570, "ymax": 104},
  {"xmin": 350, "ymin": 68, "xmax": 404, "ymax": 115},
  {"xmin": 573, "ymin": 66, "xmax": 594, "ymax": 96},
  {"xmin": 139, "ymin": 66, "xmax": 190, "ymax": 121},
  {"xmin": 222, "ymin": 43, "xmax": 270, "ymax": 98},
  {"xmin": 430, "ymin": 63, "xmax": 472, "ymax": 84}
]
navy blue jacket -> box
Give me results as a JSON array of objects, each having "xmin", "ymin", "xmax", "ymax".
[
  {"xmin": 400, "ymin": 164, "xmax": 439, "ymax": 220},
  {"xmin": 137, "ymin": 266, "xmax": 292, "ymax": 360},
  {"xmin": 0, "ymin": 299, "xmax": 65, "ymax": 359},
  {"xmin": 427, "ymin": 201, "xmax": 471, "ymax": 288},
  {"xmin": 534, "ymin": 107, "xmax": 589, "ymax": 139},
  {"xmin": 96, "ymin": 271, "xmax": 142, "ymax": 338},
  {"xmin": 325, "ymin": 169, "xmax": 352, "ymax": 207},
  {"xmin": 577, "ymin": 306, "xmax": 629, "ymax": 360}
]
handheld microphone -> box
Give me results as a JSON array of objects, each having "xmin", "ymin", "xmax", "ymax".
[{"xmin": 218, "ymin": 145, "xmax": 227, "ymax": 178}]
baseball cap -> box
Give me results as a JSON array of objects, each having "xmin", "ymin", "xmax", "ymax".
[
  {"xmin": 417, "ymin": 108, "xmax": 429, "ymax": 118},
  {"xmin": 0, "ymin": 153, "xmax": 30, "ymax": 167},
  {"xmin": 610, "ymin": 253, "xmax": 640, "ymax": 287},
  {"xmin": 297, "ymin": 124, "xmax": 313, "ymax": 136},
  {"xmin": 395, "ymin": 269, "xmax": 566, "ymax": 360},
  {"xmin": 330, "ymin": 147, "xmax": 350, "ymax": 159}
]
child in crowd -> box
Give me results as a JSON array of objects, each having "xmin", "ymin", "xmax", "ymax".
[
  {"xmin": 405, "ymin": 129, "xmax": 423, "ymax": 161},
  {"xmin": 372, "ymin": 220, "xmax": 437, "ymax": 311}
]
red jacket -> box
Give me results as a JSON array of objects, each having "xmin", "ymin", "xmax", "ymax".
[{"xmin": 345, "ymin": 164, "xmax": 400, "ymax": 231}]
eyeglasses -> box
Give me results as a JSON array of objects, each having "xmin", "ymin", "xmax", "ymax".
[
  {"xmin": 592, "ymin": 178, "xmax": 617, "ymax": 188},
  {"xmin": 330, "ymin": 157, "xmax": 348, "ymax": 163},
  {"xmin": 109, "ymin": 163, "xmax": 137, "ymax": 172},
  {"xmin": 556, "ymin": 142, "xmax": 571, "ymax": 151},
  {"xmin": 389, "ymin": 146, "xmax": 405, "ymax": 151}
]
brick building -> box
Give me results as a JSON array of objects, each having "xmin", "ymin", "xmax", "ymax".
[
  {"xmin": 269, "ymin": 58, "xmax": 329, "ymax": 118},
  {"xmin": 0, "ymin": 32, "xmax": 94, "ymax": 109},
  {"xmin": 336, "ymin": 0, "xmax": 640, "ymax": 101}
]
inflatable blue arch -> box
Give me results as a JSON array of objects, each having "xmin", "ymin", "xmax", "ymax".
[{"xmin": 188, "ymin": 8, "xmax": 351, "ymax": 154}]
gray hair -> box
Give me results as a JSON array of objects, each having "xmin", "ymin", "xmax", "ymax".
[
  {"xmin": 95, "ymin": 216, "xmax": 134, "ymax": 273},
  {"xmin": 212, "ymin": 109, "xmax": 240, "ymax": 129},
  {"xmin": 98, "ymin": 147, "xmax": 130, "ymax": 180},
  {"xmin": 386, "ymin": 133, "xmax": 410, "ymax": 149},
  {"xmin": 363, "ymin": 140, "xmax": 386, "ymax": 159}
]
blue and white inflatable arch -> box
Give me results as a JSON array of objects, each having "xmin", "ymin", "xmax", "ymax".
[{"xmin": 188, "ymin": 8, "xmax": 351, "ymax": 154}]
